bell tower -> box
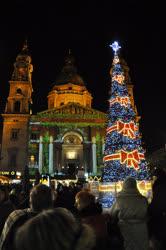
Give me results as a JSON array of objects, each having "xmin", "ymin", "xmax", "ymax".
[
  {"xmin": 120, "ymin": 58, "xmax": 140, "ymax": 121},
  {"xmin": 0, "ymin": 41, "xmax": 33, "ymax": 172}
]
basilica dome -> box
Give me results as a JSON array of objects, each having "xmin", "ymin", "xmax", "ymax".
[
  {"xmin": 47, "ymin": 51, "xmax": 92, "ymax": 109},
  {"xmin": 53, "ymin": 52, "xmax": 85, "ymax": 87}
]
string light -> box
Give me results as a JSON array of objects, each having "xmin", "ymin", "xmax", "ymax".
[
  {"xmin": 110, "ymin": 41, "xmax": 121, "ymax": 54},
  {"xmin": 102, "ymin": 41, "xmax": 149, "ymax": 182}
]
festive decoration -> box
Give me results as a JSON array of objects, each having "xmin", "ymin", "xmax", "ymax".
[
  {"xmin": 107, "ymin": 120, "xmax": 138, "ymax": 139},
  {"xmin": 110, "ymin": 41, "xmax": 121, "ymax": 54},
  {"xmin": 40, "ymin": 122, "xmax": 106, "ymax": 128},
  {"xmin": 99, "ymin": 179, "xmax": 152, "ymax": 208},
  {"xmin": 112, "ymin": 74, "xmax": 125, "ymax": 84},
  {"xmin": 109, "ymin": 96, "xmax": 130, "ymax": 107},
  {"xmin": 96, "ymin": 133, "xmax": 103, "ymax": 174},
  {"xmin": 103, "ymin": 150, "xmax": 145, "ymax": 170},
  {"xmin": 102, "ymin": 41, "xmax": 149, "ymax": 182}
]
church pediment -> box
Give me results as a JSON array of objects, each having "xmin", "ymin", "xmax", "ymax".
[
  {"xmin": 36, "ymin": 103, "xmax": 106, "ymax": 122},
  {"xmin": 36, "ymin": 103, "xmax": 106, "ymax": 119}
]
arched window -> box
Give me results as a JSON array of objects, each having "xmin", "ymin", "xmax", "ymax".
[
  {"xmin": 16, "ymin": 88, "xmax": 22, "ymax": 94},
  {"xmin": 63, "ymin": 133, "xmax": 82, "ymax": 145},
  {"xmin": 14, "ymin": 101, "xmax": 21, "ymax": 113},
  {"xmin": 11, "ymin": 129, "xmax": 19, "ymax": 140}
]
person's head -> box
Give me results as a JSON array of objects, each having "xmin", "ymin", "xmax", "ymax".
[
  {"xmin": 14, "ymin": 208, "xmax": 95, "ymax": 250},
  {"xmin": 29, "ymin": 184, "xmax": 53, "ymax": 212},
  {"xmin": 122, "ymin": 177, "xmax": 138, "ymax": 191},
  {"xmin": 75, "ymin": 191, "xmax": 95, "ymax": 211},
  {"xmin": 18, "ymin": 191, "xmax": 26, "ymax": 201}
]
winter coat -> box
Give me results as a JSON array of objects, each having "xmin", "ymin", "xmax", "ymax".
[
  {"xmin": 76, "ymin": 203, "xmax": 111, "ymax": 250},
  {"xmin": 0, "ymin": 208, "xmax": 38, "ymax": 250},
  {"xmin": 110, "ymin": 178, "xmax": 149, "ymax": 250},
  {"xmin": 0, "ymin": 199, "xmax": 14, "ymax": 235},
  {"xmin": 148, "ymin": 174, "xmax": 166, "ymax": 249}
]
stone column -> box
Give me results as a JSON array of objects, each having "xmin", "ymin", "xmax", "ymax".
[
  {"xmin": 83, "ymin": 142, "xmax": 91, "ymax": 173},
  {"xmin": 49, "ymin": 136, "xmax": 54, "ymax": 174},
  {"xmin": 102, "ymin": 137, "xmax": 105, "ymax": 154},
  {"xmin": 92, "ymin": 137, "xmax": 97, "ymax": 175},
  {"xmin": 38, "ymin": 135, "xmax": 43, "ymax": 173}
]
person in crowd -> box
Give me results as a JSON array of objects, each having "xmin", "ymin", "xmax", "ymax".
[
  {"xmin": 17, "ymin": 190, "xmax": 30, "ymax": 209},
  {"xmin": 0, "ymin": 184, "xmax": 54, "ymax": 250},
  {"xmin": 55, "ymin": 184, "xmax": 76, "ymax": 213},
  {"xmin": 110, "ymin": 177, "xmax": 149, "ymax": 250},
  {"xmin": 50, "ymin": 184, "xmax": 58, "ymax": 207},
  {"xmin": 75, "ymin": 190, "xmax": 111, "ymax": 250},
  {"xmin": 14, "ymin": 207, "xmax": 96, "ymax": 250},
  {"xmin": 148, "ymin": 168, "xmax": 166, "ymax": 249},
  {"xmin": 0, "ymin": 185, "xmax": 15, "ymax": 235},
  {"xmin": 8, "ymin": 188, "xmax": 20, "ymax": 209}
]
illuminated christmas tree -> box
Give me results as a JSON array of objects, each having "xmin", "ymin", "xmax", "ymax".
[{"xmin": 102, "ymin": 41, "xmax": 149, "ymax": 182}]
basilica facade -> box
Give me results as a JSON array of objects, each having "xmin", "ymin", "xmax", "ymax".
[{"xmin": 0, "ymin": 42, "xmax": 138, "ymax": 176}]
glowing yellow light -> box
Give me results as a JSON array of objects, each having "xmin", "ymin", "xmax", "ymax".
[
  {"xmin": 30, "ymin": 155, "xmax": 35, "ymax": 162},
  {"xmin": 99, "ymin": 180, "xmax": 152, "ymax": 202},
  {"xmin": 66, "ymin": 151, "xmax": 76, "ymax": 159},
  {"xmin": 112, "ymin": 74, "xmax": 125, "ymax": 84}
]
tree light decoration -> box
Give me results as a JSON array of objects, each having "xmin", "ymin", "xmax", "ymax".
[
  {"xmin": 110, "ymin": 41, "xmax": 121, "ymax": 54},
  {"xmin": 102, "ymin": 41, "xmax": 149, "ymax": 182}
]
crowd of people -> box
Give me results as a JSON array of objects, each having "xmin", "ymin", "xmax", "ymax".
[{"xmin": 0, "ymin": 169, "xmax": 166, "ymax": 250}]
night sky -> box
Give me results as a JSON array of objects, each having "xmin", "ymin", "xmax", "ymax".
[{"xmin": 0, "ymin": 1, "xmax": 165, "ymax": 153}]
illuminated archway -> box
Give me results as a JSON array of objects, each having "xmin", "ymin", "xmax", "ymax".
[{"xmin": 61, "ymin": 131, "xmax": 83, "ymax": 175}]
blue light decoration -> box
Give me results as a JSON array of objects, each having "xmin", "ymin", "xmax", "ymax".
[
  {"xmin": 110, "ymin": 41, "xmax": 121, "ymax": 54},
  {"xmin": 99, "ymin": 191, "xmax": 116, "ymax": 208},
  {"xmin": 102, "ymin": 41, "xmax": 149, "ymax": 183}
]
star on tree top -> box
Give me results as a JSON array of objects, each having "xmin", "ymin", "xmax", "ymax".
[{"xmin": 110, "ymin": 41, "xmax": 121, "ymax": 54}]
